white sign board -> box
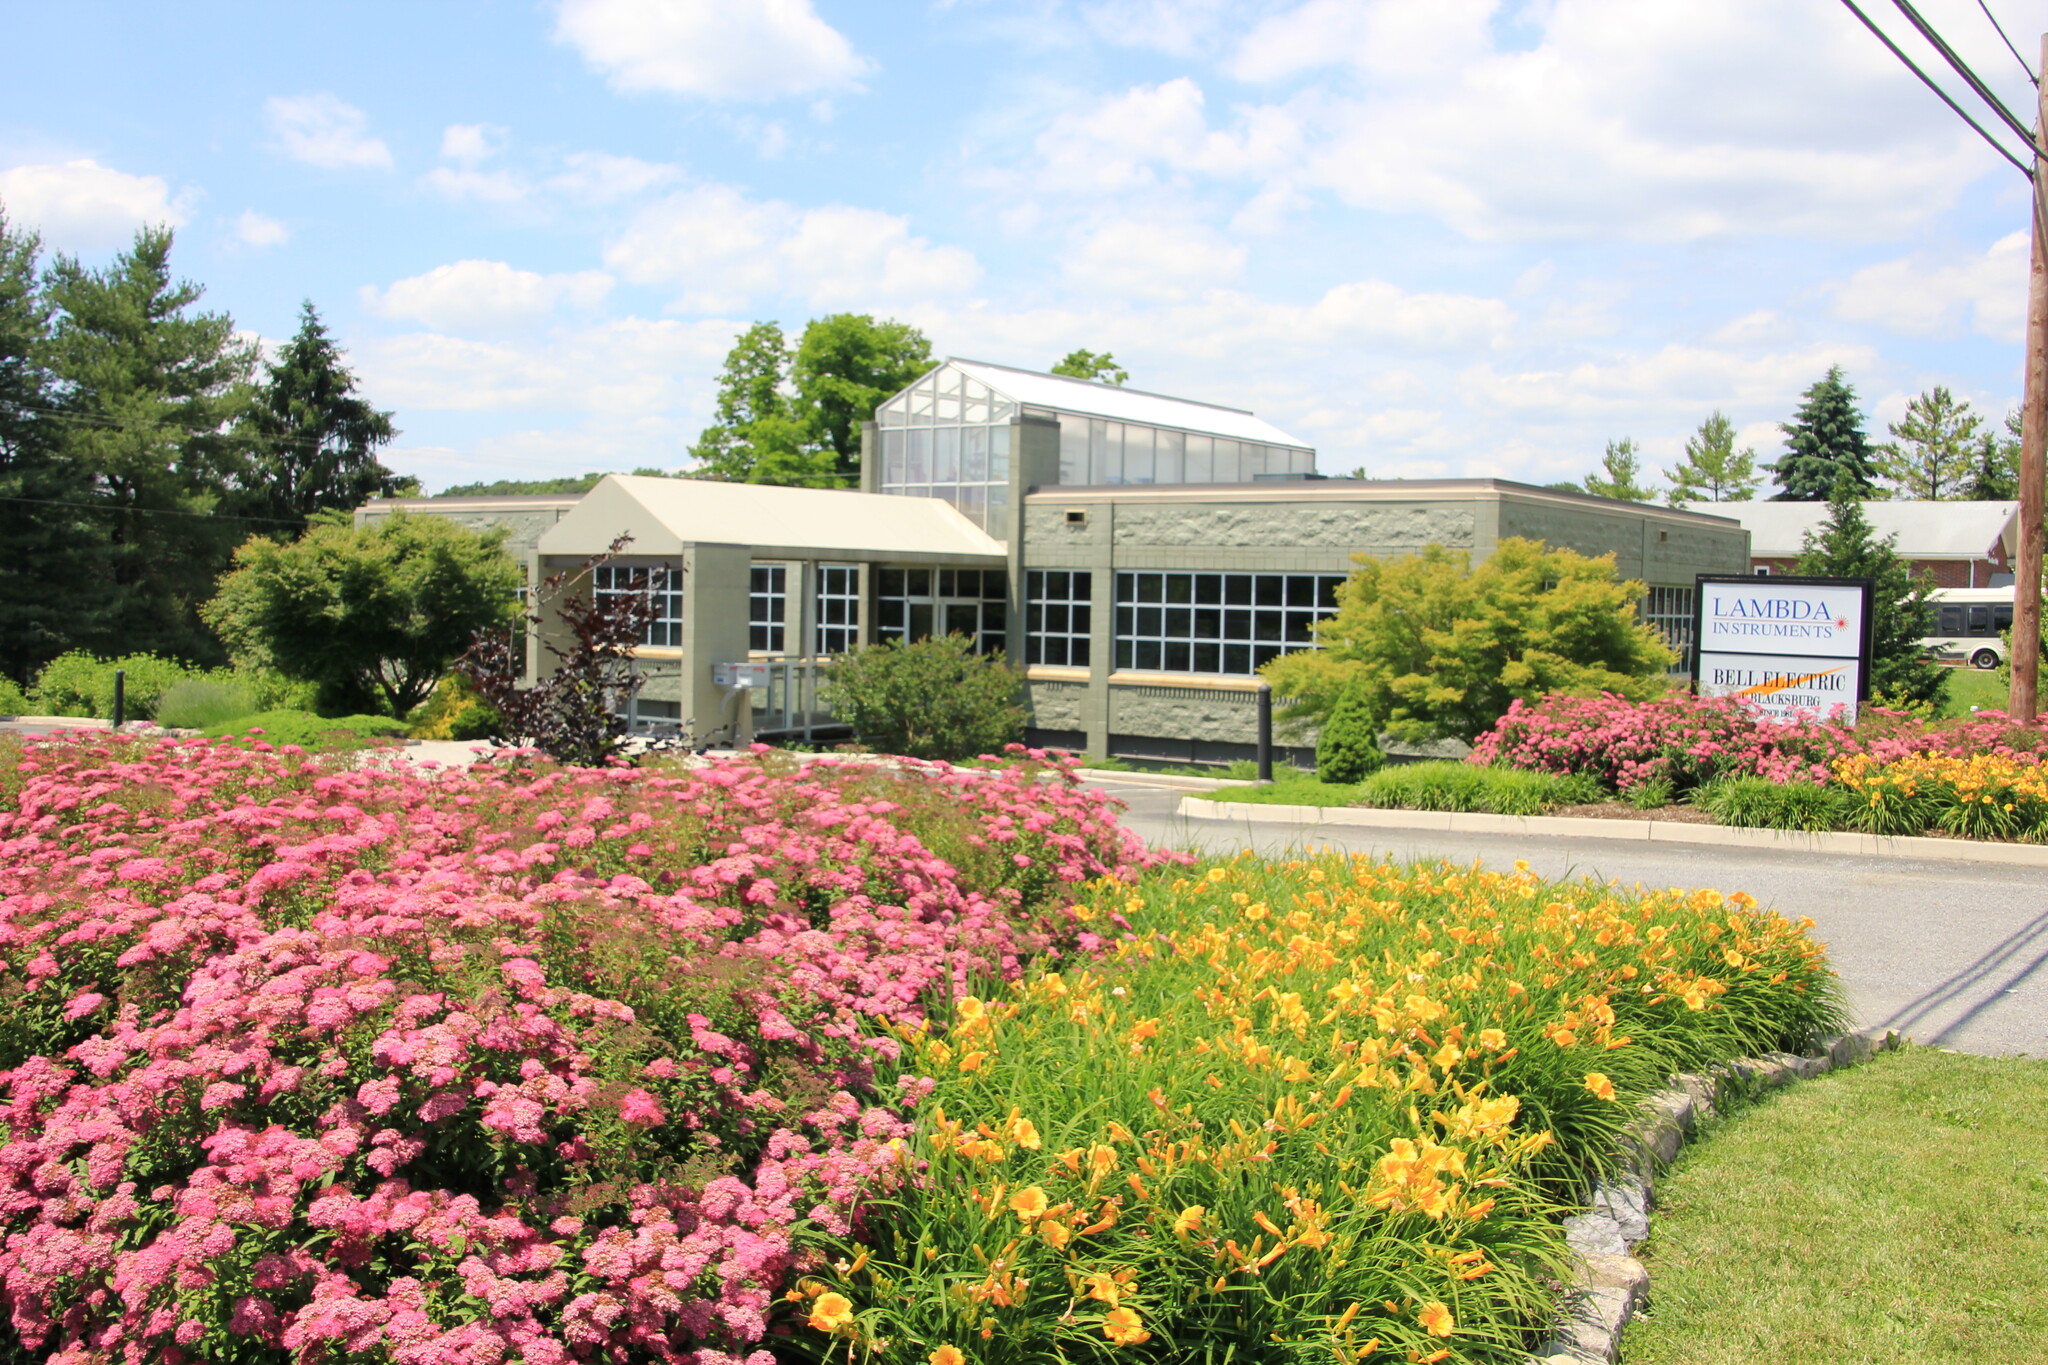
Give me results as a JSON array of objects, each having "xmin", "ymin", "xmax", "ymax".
[
  {"xmin": 712, "ymin": 661, "xmax": 771, "ymax": 689},
  {"xmin": 1692, "ymin": 577, "xmax": 1872, "ymax": 724}
]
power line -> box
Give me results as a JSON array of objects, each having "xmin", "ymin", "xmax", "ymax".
[
  {"xmin": 1886, "ymin": 0, "xmax": 2038, "ymax": 146},
  {"xmin": 0, "ymin": 491, "xmax": 308, "ymax": 526},
  {"xmin": 1974, "ymin": 0, "xmax": 2038, "ymax": 87},
  {"xmin": 1839, "ymin": 0, "xmax": 2035, "ymax": 178},
  {"xmin": 0, "ymin": 399, "xmax": 383, "ymax": 458}
]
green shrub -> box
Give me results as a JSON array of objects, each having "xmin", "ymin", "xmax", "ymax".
[
  {"xmin": 200, "ymin": 709, "xmax": 408, "ymax": 750},
  {"xmin": 1693, "ymin": 777, "xmax": 1851, "ymax": 832},
  {"xmin": 0, "ymin": 677, "xmax": 29, "ymax": 716},
  {"xmin": 818, "ymin": 635, "xmax": 1027, "ymax": 762},
  {"xmin": 1358, "ymin": 760, "xmax": 1601, "ymax": 815},
  {"xmin": 1628, "ymin": 775, "xmax": 1676, "ymax": 810},
  {"xmin": 31, "ymin": 651, "xmax": 197, "ymax": 719},
  {"xmin": 406, "ymin": 672, "xmax": 504, "ymax": 741},
  {"xmin": 1315, "ymin": 679, "xmax": 1385, "ymax": 783},
  {"xmin": 153, "ymin": 679, "xmax": 255, "ymax": 730}
]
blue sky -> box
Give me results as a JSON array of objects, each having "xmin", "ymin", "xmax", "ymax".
[{"xmin": 2, "ymin": 0, "xmax": 2042, "ymax": 493}]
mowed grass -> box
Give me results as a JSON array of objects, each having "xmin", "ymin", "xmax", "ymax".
[
  {"xmin": 1936, "ymin": 665, "xmax": 2009, "ymax": 719},
  {"xmin": 1622, "ymin": 1045, "xmax": 2048, "ymax": 1365}
]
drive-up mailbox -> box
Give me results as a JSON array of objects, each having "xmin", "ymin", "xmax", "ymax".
[
  {"xmin": 1691, "ymin": 575, "xmax": 1873, "ymax": 723},
  {"xmin": 712, "ymin": 661, "xmax": 771, "ymax": 690}
]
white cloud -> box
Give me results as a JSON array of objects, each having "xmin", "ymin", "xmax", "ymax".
[
  {"xmin": 1066, "ymin": 219, "xmax": 1246, "ymax": 300},
  {"xmin": 264, "ymin": 94, "xmax": 393, "ymax": 170},
  {"xmin": 0, "ymin": 160, "xmax": 188, "ymax": 249},
  {"xmin": 234, "ymin": 209, "xmax": 289, "ymax": 248},
  {"xmin": 355, "ymin": 316, "xmax": 737, "ymax": 416},
  {"xmin": 553, "ymin": 0, "xmax": 873, "ymax": 100},
  {"xmin": 1830, "ymin": 231, "xmax": 2028, "ymax": 343},
  {"xmin": 363, "ymin": 259, "xmax": 615, "ymax": 333},
  {"xmin": 422, "ymin": 166, "xmax": 532, "ymax": 204},
  {"xmin": 440, "ymin": 123, "xmax": 508, "ymax": 164},
  {"xmin": 606, "ymin": 184, "xmax": 981, "ymax": 310},
  {"xmin": 548, "ymin": 152, "xmax": 682, "ymax": 203},
  {"xmin": 1032, "ymin": 78, "xmax": 1299, "ymax": 192}
]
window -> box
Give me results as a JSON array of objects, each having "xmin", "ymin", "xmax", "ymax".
[
  {"xmin": 1113, "ymin": 572, "xmax": 1343, "ymax": 675},
  {"xmin": 876, "ymin": 566, "xmax": 1007, "ymax": 654},
  {"xmin": 1026, "ymin": 571, "xmax": 1092, "ymax": 667},
  {"xmin": 749, "ymin": 565, "xmax": 787, "ymax": 653},
  {"xmin": 1644, "ymin": 586, "xmax": 1694, "ymax": 659},
  {"xmin": 816, "ymin": 564, "xmax": 861, "ymax": 654},
  {"xmin": 591, "ymin": 564, "xmax": 682, "ymax": 648}
]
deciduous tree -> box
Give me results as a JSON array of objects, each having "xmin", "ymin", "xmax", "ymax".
[
  {"xmin": 1663, "ymin": 411, "xmax": 1759, "ymax": 504},
  {"xmin": 1771, "ymin": 366, "xmax": 1878, "ymax": 501},
  {"xmin": 793, "ymin": 313, "xmax": 931, "ymax": 484},
  {"xmin": 1876, "ymin": 385, "xmax": 1982, "ymax": 500},
  {"xmin": 688, "ymin": 321, "xmax": 827, "ymax": 485},
  {"xmin": 1051, "ymin": 349, "xmax": 1128, "ymax": 385}
]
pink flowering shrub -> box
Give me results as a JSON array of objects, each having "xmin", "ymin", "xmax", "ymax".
[
  {"xmin": 1471, "ymin": 692, "xmax": 2048, "ymax": 793},
  {"xmin": 0, "ymin": 737, "xmax": 1165, "ymax": 1364}
]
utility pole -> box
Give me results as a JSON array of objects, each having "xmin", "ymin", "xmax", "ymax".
[{"xmin": 2016, "ymin": 34, "xmax": 2048, "ymax": 721}]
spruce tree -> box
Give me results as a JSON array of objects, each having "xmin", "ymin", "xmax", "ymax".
[
  {"xmin": 240, "ymin": 300, "xmax": 404, "ymax": 527},
  {"xmin": 1771, "ymin": 366, "xmax": 1878, "ymax": 501},
  {"xmin": 1315, "ymin": 678, "xmax": 1385, "ymax": 784},
  {"xmin": 1794, "ymin": 473, "xmax": 1946, "ymax": 709}
]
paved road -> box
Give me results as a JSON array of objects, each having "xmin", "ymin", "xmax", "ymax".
[{"xmin": 1083, "ymin": 775, "xmax": 2048, "ymax": 1060}]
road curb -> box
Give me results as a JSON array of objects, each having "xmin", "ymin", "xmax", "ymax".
[{"xmin": 1177, "ymin": 797, "xmax": 2048, "ymax": 867}]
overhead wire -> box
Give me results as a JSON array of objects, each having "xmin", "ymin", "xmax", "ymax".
[
  {"xmin": 0, "ymin": 399, "xmax": 380, "ymax": 457},
  {"xmin": 1886, "ymin": 0, "xmax": 2039, "ymax": 145},
  {"xmin": 1838, "ymin": 0, "xmax": 2036, "ymax": 177},
  {"xmin": 0, "ymin": 491, "xmax": 309, "ymax": 526},
  {"xmin": 1973, "ymin": 0, "xmax": 2038, "ymax": 87}
]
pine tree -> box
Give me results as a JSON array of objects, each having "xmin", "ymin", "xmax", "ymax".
[
  {"xmin": 1962, "ymin": 408, "xmax": 2022, "ymax": 501},
  {"xmin": 239, "ymin": 300, "xmax": 405, "ymax": 527},
  {"xmin": 1771, "ymin": 366, "xmax": 1878, "ymax": 501},
  {"xmin": 1663, "ymin": 411, "xmax": 1759, "ymax": 504},
  {"xmin": 1315, "ymin": 678, "xmax": 1384, "ymax": 783},
  {"xmin": 1876, "ymin": 386, "xmax": 1982, "ymax": 500},
  {"xmin": 1583, "ymin": 438, "xmax": 1655, "ymax": 502},
  {"xmin": 1794, "ymin": 474, "xmax": 1946, "ymax": 709},
  {"xmin": 41, "ymin": 226, "xmax": 260, "ymax": 663}
]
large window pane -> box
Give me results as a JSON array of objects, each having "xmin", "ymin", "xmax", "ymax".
[
  {"xmin": 934, "ymin": 425, "xmax": 960, "ymax": 483},
  {"xmin": 1109, "ymin": 570, "xmax": 1345, "ymax": 675},
  {"xmin": 1123, "ymin": 424, "xmax": 1155, "ymax": 484},
  {"xmin": 1185, "ymin": 434, "xmax": 1213, "ymax": 483},
  {"xmin": 1213, "ymin": 439, "xmax": 1241, "ymax": 483},
  {"xmin": 1059, "ymin": 414, "xmax": 1088, "ymax": 484},
  {"xmin": 1155, "ymin": 429, "xmax": 1185, "ymax": 484},
  {"xmin": 908, "ymin": 428, "xmax": 930, "ymax": 483},
  {"xmin": 882, "ymin": 429, "xmax": 906, "ymax": 485},
  {"xmin": 962, "ymin": 425, "xmax": 988, "ymax": 482}
]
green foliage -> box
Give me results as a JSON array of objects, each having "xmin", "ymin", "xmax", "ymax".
[
  {"xmin": 1691, "ymin": 777, "xmax": 1851, "ymax": 832},
  {"xmin": 818, "ymin": 635, "xmax": 1027, "ymax": 761},
  {"xmin": 1358, "ymin": 760, "xmax": 1603, "ymax": 815},
  {"xmin": 203, "ymin": 510, "xmax": 521, "ymax": 717},
  {"xmin": 1315, "ymin": 680, "xmax": 1385, "ymax": 783},
  {"xmin": 1771, "ymin": 366, "xmax": 1879, "ymax": 501},
  {"xmin": 1794, "ymin": 481, "xmax": 1947, "ymax": 709},
  {"xmin": 1877, "ymin": 385, "xmax": 1984, "ymax": 501},
  {"xmin": 1049, "ymin": 348, "xmax": 1128, "ymax": 385},
  {"xmin": 0, "ymin": 676, "xmax": 28, "ymax": 716},
  {"xmin": 200, "ymin": 709, "xmax": 407, "ymax": 749},
  {"xmin": 1627, "ymin": 775, "xmax": 1676, "ymax": 810},
  {"xmin": 31, "ymin": 650, "xmax": 196, "ymax": 719},
  {"xmin": 406, "ymin": 671, "xmax": 504, "ymax": 741},
  {"xmin": 1584, "ymin": 437, "xmax": 1655, "ymax": 502},
  {"xmin": 237, "ymin": 300, "xmax": 405, "ymax": 527},
  {"xmin": 794, "ymin": 313, "xmax": 933, "ymax": 484},
  {"xmin": 1962, "ymin": 407, "xmax": 2022, "ymax": 501},
  {"xmin": 689, "ymin": 321, "xmax": 830, "ymax": 486},
  {"xmin": 1262, "ymin": 538, "xmax": 1676, "ymax": 743},
  {"xmin": 152, "ymin": 677, "xmax": 256, "ymax": 730},
  {"xmin": 434, "ymin": 471, "xmax": 676, "ymax": 497},
  {"xmin": 1663, "ymin": 411, "xmax": 1760, "ymax": 504}
]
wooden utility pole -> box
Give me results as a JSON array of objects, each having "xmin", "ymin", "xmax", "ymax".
[{"xmin": 2014, "ymin": 34, "xmax": 2048, "ymax": 721}]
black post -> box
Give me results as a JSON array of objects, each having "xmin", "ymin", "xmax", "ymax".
[
  {"xmin": 1255, "ymin": 682, "xmax": 1273, "ymax": 784},
  {"xmin": 112, "ymin": 669, "xmax": 125, "ymax": 730}
]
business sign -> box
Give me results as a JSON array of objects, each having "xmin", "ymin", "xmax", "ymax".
[
  {"xmin": 1691, "ymin": 576, "xmax": 1872, "ymax": 723},
  {"xmin": 712, "ymin": 661, "xmax": 771, "ymax": 690}
]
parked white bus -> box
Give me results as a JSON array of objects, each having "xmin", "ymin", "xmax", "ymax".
[{"xmin": 1920, "ymin": 586, "xmax": 2015, "ymax": 669}]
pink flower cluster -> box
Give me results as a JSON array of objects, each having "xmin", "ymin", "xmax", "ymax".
[
  {"xmin": 1470, "ymin": 691, "xmax": 2048, "ymax": 792},
  {"xmin": 0, "ymin": 738, "xmax": 1163, "ymax": 1364}
]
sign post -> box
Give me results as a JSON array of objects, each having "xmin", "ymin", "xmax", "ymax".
[{"xmin": 1691, "ymin": 575, "xmax": 1873, "ymax": 723}]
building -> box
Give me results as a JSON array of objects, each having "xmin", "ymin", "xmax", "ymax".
[
  {"xmin": 359, "ymin": 360, "xmax": 1752, "ymax": 762},
  {"xmin": 1686, "ymin": 499, "xmax": 2020, "ymax": 588}
]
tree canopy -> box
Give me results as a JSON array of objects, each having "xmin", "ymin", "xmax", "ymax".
[
  {"xmin": 239, "ymin": 300, "xmax": 408, "ymax": 527},
  {"xmin": 1051, "ymin": 349, "xmax": 1129, "ymax": 385},
  {"xmin": 794, "ymin": 314, "xmax": 932, "ymax": 482},
  {"xmin": 203, "ymin": 511, "xmax": 521, "ymax": 716},
  {"xmin": 1663, "ymin": 411, "xmax": 1759, "ymax": 504},
  {"xmin": 1962, "ymin": 407, "xmax": 2022, "ymax": 502},
  {"xmin": 1877, "ymin": 386, "xmax": 1983, "ymax": 501},
  {"xmin": 1793, "ymin": 482, "xmax": 1946, "ymax": 710},
  {"xmin": 1261, "ymin": 538, "xmax": 1675, "ymax": 742},
  {"xmin": 1583, "ymin": 438, "xmax": 1655, "ymax": 502},
  {"xmin": 1772, "ymin": 366, "xmax": 1878, "ymax": 501}
]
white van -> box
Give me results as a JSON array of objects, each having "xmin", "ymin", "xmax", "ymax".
[{"xmin": 1920, "ymin": 587, "xmax": 2015, "ymax": 669}]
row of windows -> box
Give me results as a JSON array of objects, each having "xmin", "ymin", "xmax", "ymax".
[
  {"xmin": 592, "ymin": 564, "xmax": 683, "ymax": 648},
  {"xmin": 1644, "ymin": 586, "xmax": 1695, "ymax": 656},
  {"xmin": 1057, "ymin": 416, "xmax": 1314, "ymax": 487},
  {"xmin": 1925, "ymin": 602, "xmax": 2013, "ymax": 638},
  {"xmin": 1112, "ymin": 572, "xmax": 1344, "ymax": 675},
  {"xmin": 749, "ymin": 563, "xmax": 864, "ymax": 655},
  {"xmin": 875, "ymin": 566, "xmax": 1008, "ymax": 655}
]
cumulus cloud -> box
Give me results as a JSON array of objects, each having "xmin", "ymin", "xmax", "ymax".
[
  {"xmin": 354, "ymin": 316, "xmax": 738, "ymax": 416},
  {"xmin": 234, "ymin": 210, "xmax": 289, "ymax": 248},
  {"xmin": 440, "ymin": 123, "xmax": 508, "ymax": 164},
  {"xmin": 363, "ymin": 260, "xmax": 615, "ymax": 333},
  {"xmin": 1830, "ymin": 231, "xmax": 2028, "ymax": 343},
  {"xmin": 553, "ymin": 0, "xmax": 873, "ymax": 100},
  {"xmin": 264, "ymin": 94, "xmax": 393, "ymax": 170},
  {"xmin": 1031, "ymin": 78, "xmax": 1299, "ymax": 192},
  {"xmin": 605, "ymin": 184, "xmax": 981, "ymax": 310},
  {"xmin": 1065, "ymin": 219, "xmax": 1247, "ymax": 300},
  {"xmin": 0, "ymin": 160, "xmax": 188, "ymax": 249}
]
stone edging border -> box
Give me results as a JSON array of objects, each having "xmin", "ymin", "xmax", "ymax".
[
  {"xmin": 1176, "ymin": 797, "xmax": 2048, "ymax": 868},
  {"xmin": 1528, "ymin": 1027, "xmax": 1903, "ymax": 1364}
]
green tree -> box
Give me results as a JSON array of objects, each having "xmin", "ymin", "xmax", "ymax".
[
  {"xmin": 1583, "ymin": 438, "xmax": 1655, "ymax": 502},
  {"xmin": 203, "ymin": 511, "xmax": 521, "ymax": 716},
  {"xmin": 42, "ymin": 226, "xmax": 261, "ymax": 663},
  {"xmin": 1314, "ymin": 679, "xmax": 1384, "ymax": 783},
  {"xmin": 1876, "ymin": 385, "xmax": 1982, "ymax": 500},
  {"xmin": 1261, "ymin": 538, "xmax": 1674, "ymax": 742},
  {"xmin": 1962, "ymin": 408, "xmax": 2022, "ymax": 501},
  {"xmin": 793, "ymin": 313, "xmax": 932, "ymax": 484},
  {"xmin": 435, "ymin": 470, "xmax": 674, "ymax": 497},
  {"xmin": 1793, "ymin": 477, "xmax": 1946, "ymax": 710},
  {"xmin": 0, "ymin": 207, "xmax": 111, "ymax": 684},
  {"xmin": 1051, "ymin": 349, "xmax": 1128, "ymax": 385},
  {"xmin": 689, "ymin": 321, "xmax": 827, "ymax": 485},
  {"xmin": 818, "ymin": 634, "xmax": 1027, "ymax": 761},
  {"xmin": 239, "ymin": 300, "xmax": 406, "ymax": 527},
  {"xmin": 1771, "ymin": 366, "xmax": 1878, "ymax": 501},
  {"xmin": 1663, "ymin": 411, "xmax": 1759, "ymax": 504}
]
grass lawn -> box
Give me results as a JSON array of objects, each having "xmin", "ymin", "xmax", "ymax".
[
  {"xmin": 1937, "ymin": 665, "xmax": 2009, "ymax": 719},
  {"xmin": 1621, "ymin": 1046, "xmax": 2048, "ymax": 1365},
  {"xmin": 1186, "ymin": 773, "xmax": 1366, "ymax": 804}
]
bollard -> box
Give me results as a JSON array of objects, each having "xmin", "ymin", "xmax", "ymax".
[
  {"xmin": 112, "ymin": 669, "xmax": 125, "ymax": 730},
  {"xmin": 1256, "ymin": 682, "xmax": 1273, "ymax": 784}
]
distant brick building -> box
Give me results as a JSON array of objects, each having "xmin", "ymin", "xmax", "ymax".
[{"xmin": 1682, "ymin": 500, "xmax": 2018, "ymax": 588}]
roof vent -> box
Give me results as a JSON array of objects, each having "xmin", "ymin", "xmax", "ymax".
[{"xmin": 1064, "ymin": 508, "xmax": 1088, "ymax": 526}]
